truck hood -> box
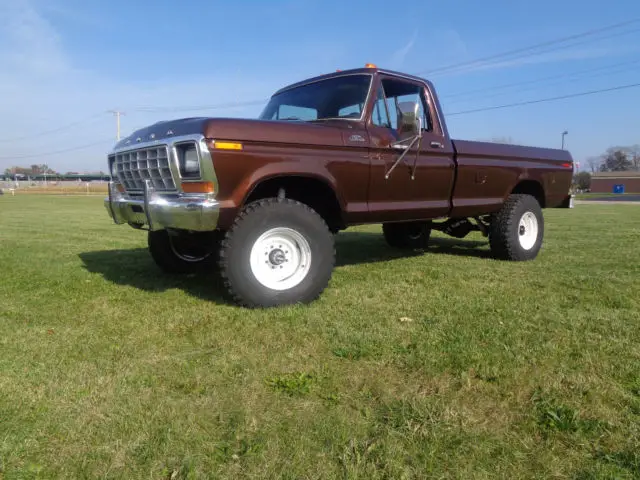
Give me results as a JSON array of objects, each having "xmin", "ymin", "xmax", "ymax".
[{"xmin": 113, "ymin": 117, "xmax": 366, "ymax": 150}]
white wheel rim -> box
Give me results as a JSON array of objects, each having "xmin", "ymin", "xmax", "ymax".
[
  {"xmin": 249, "ymin": 227, "xmax": 312, "ymax": 291},
  {"xmin": 518, "ymin": 211, "xmax": 539, "ymax": 250}
]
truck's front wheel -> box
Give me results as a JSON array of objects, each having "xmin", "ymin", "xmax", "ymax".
[
  {"xmin": 148, "ymin": 230, "xmax": 221, "ymax": 274},
  {"xmin": 218, "ymin": 198, "xmax": 335, "ymax": 308},
  {"xmin": 489, "ymin": 194, "xmax": 544, "ymax": 261}
]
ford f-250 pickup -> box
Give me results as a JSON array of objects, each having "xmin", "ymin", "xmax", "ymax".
[{"xmin": 104, "ymin": 64, "xmax": 574, "ymax": 308}]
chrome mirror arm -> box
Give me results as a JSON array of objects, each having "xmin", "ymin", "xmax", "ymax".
[
  {"xmin": 385, "ymin": 133, "xmax": 421, "ymax": 180},
  {"xmin": 385, "ymin": 117, "xmax": 423, "ymax": 180}
]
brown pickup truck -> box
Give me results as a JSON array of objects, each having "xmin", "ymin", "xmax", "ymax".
[{"xmin": 105, "ymin": 64, "xmax": 574, "ymax": 308}]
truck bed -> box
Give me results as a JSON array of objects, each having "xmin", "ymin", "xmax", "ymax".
[{"xmin": 448, "ymin": 139, "xmax": 574, "ymax": 217}]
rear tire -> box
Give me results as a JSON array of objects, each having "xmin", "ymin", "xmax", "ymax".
[
  {"xmin": 382, "ymin": 221, "xmax": 431, "ymax": 249},
  {"xmin": 489, "ymin": 194, "xmax": 544, "ymax": 261},
  {"xmin": 148, "ymin": 229, "xmax": 221, "ymax": 274},
  {"xmin": 218, "ymin": 198, "xmax": 335, "ymax": 308}
]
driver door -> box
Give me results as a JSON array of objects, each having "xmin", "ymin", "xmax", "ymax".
[{"xmin": 366, "ymin": 75, "xmax": 455, "ymax": 222}]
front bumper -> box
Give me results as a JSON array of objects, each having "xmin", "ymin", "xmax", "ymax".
[{"xmin": 104, "ymin": 181, "xmax": 219, "ymax": 231}]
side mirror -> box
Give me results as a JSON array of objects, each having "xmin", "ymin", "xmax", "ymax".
[{"xmin": 397, "ymin": 101, "xmax": 422, "ymax": 139}]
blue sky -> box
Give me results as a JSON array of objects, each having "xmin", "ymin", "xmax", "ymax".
[{"xmin": 1, "ymin": 0, "xmax": 639, "ymax": 173}]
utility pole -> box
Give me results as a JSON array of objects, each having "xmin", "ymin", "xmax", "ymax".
[
  {"xmin": 561, "ymin": 130, "xmax": 568, "ymax": 150},
  {"xmin": 108, "ymin": 110, "xmax": 125, "ymax": 141}
]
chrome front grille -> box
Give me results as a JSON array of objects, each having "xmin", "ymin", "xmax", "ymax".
[{"xmin": 110, "ymin": 146, "xmax": 176, "ymax": 193}]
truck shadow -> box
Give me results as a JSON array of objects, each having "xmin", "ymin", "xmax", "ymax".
[
  {"xmin": 78, "ymin": 249, "xmax": 229, "ymax": 303},
  {"xmin": 335, "ymin": 231, "xmax": 491, "ymax": 267},
  {"xmin": 79, "ymin": 233, "xmax": 490, "ymax": 302}
]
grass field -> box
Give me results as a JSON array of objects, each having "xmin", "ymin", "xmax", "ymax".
[{"xmin": 1, "ymin": 196, "xmax": 639, "ymax": 479}]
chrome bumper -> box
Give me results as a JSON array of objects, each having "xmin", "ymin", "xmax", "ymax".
[{"xmin": 104, "ymin": 181, "xmax": 219, "ymax": 231}]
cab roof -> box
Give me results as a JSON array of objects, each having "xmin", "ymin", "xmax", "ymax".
[{"xmin": 273, "ymin": 67, "xmax": 435, "ymax": 96}]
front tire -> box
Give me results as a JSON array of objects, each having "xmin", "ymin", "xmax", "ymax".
[
  {"xmin": 148, "ymin": 229, "xmax": 221, "ymax": 274},
  {"xmin": 382, "ymin": 221, "xmax": 431, "ymax": 249},
  {"xmin": 489, "ymin": 194, "xmax": 544, "ymax": 261},
  {"xmin": 218, "ymin": 198, "xmax": 335, "ymax": 308}
]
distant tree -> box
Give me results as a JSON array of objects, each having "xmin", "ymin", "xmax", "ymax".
[
  {"xmin": 600, "ymin": 149, "xmax": 633, "ymax": 172},
  {"xmin": 3, "ymin": 164, "xmax": 59, "ymax": 177},
  {"xmin": 586, "ymin": 156, "xmax": 602, "ymax": 173},
  {"xmin": 627, "ymin": 145, "xmax": 640, "ymax": 171},
  {"xmin": 573, "ymin": 171, "xmax": 591, "ymax": 190}
]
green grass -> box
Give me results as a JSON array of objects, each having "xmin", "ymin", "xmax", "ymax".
[{"xmin": 1, "ymin": 196, "xmax": 640, "ymax": 479}]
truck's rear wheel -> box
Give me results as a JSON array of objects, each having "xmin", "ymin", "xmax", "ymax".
[
  {"xmin": 489, "ymin": 194, "xmax": 544, "ymax": 261},
  {"xmin": 148, "ymin": 229, "xmax": 221, "ymax": 274},
  {"xmin": 218, "ymin": 198, "xmax": 335, "ymax": 308},
  {"xmin": 382, "ymin": 221, "xmax": 431, "ymax": 249}
]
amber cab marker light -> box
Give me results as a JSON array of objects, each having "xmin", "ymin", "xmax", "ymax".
[
  {"xmin": 182, "ymin": 181, "xmax": 215, "ymax": 194},
  {"xmin": 364, "ymin": 63, "xmax": 377, "ymax": 68},
  {"xmin": 214, "ymin": 141, "xmax": 243, "ymax": 151},
  {"xmin": 116, "ymin": 184, "xmax": 125, "ymax": 193}
]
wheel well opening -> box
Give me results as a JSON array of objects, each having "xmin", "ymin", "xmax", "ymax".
[
  {"xmin": 245, "ymin": 176, "xmax": 345, "ymax": 232},
  {"xmin": 512, "ymin": 180, "xmax": 545, "ymax": 208}
]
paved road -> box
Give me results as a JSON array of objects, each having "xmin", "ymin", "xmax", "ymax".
[{"xmin": 582, "ymin": 195, "xmax": 640, "ymax": 202}]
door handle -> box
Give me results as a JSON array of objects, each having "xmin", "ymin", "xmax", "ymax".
[{"xmin": 430, "ymin": 141, "xmax": 444, "ymax": 149}]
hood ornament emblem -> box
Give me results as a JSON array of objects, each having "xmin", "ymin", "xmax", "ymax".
[
  {"xmin": 136, "ymin": 137, "xmax": 142, "ymax": 143},
  {"xmin": 149, "ymin": 133, "xmax": 156, "ymax": 139},
  {"xmin": 166, "ymin": 129, "xmax": 174, "ymax": 136}
]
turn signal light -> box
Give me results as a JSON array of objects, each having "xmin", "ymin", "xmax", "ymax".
[
  {"xmin": 214, "ymin": 141, "xmax": 243, "ymax": 151},
  {"xmin": 182, "ymin": 181, "xmax": 214, "ymax": 194}
]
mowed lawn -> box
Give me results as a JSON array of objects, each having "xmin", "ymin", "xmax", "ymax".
[{"xmin": 1, "ymin": 196, "xmax": 639, "ymax": 479}]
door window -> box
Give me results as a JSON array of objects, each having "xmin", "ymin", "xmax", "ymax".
[
  {"xmin": 371, "ymin": 85, "xmax": 391, "ymax": 128},
  {"xmin": 380, "ymin": 78, "xmax": 432, "ymax": 132}
]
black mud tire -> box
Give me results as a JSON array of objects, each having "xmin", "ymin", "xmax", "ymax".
[
  {"xmin": 148, "ymin": 229, "xmax": 221, "ymax": 274},
  {"xmin": 382, "ymin": 221, "xmax": 432, "ymax": 249},
  {"xmin": 489, "ymin": 194, "xmax": 544, "ymax": 261},
  {"xmin": 218, "ymin": 198, "xmax": 335, "ymax": 308}
]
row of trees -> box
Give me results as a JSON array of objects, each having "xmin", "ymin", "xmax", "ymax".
[
  {"xmin": 4, "ymin": 165, "xmax": 59, "ymax": 177},
  {"xmin": 585, "ymin": 145, "xmax": 640, "ymax": 173}
]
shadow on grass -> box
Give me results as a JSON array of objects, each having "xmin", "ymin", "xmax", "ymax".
[
  {"xmin": 79, "ymin": 232, "xmax": 490, "ymax": 300},
  {"xmin": 336, "ymin": 231, "xmax": 491, "ymax": 267},
  {"xmin": 79, "ymin": 248, "xmax": 229, "ymax": 303}
]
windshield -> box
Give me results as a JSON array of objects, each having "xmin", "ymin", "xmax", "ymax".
[{"xmin": 259, "ymin": 74, "xmax": 372, "ymax": 122}]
